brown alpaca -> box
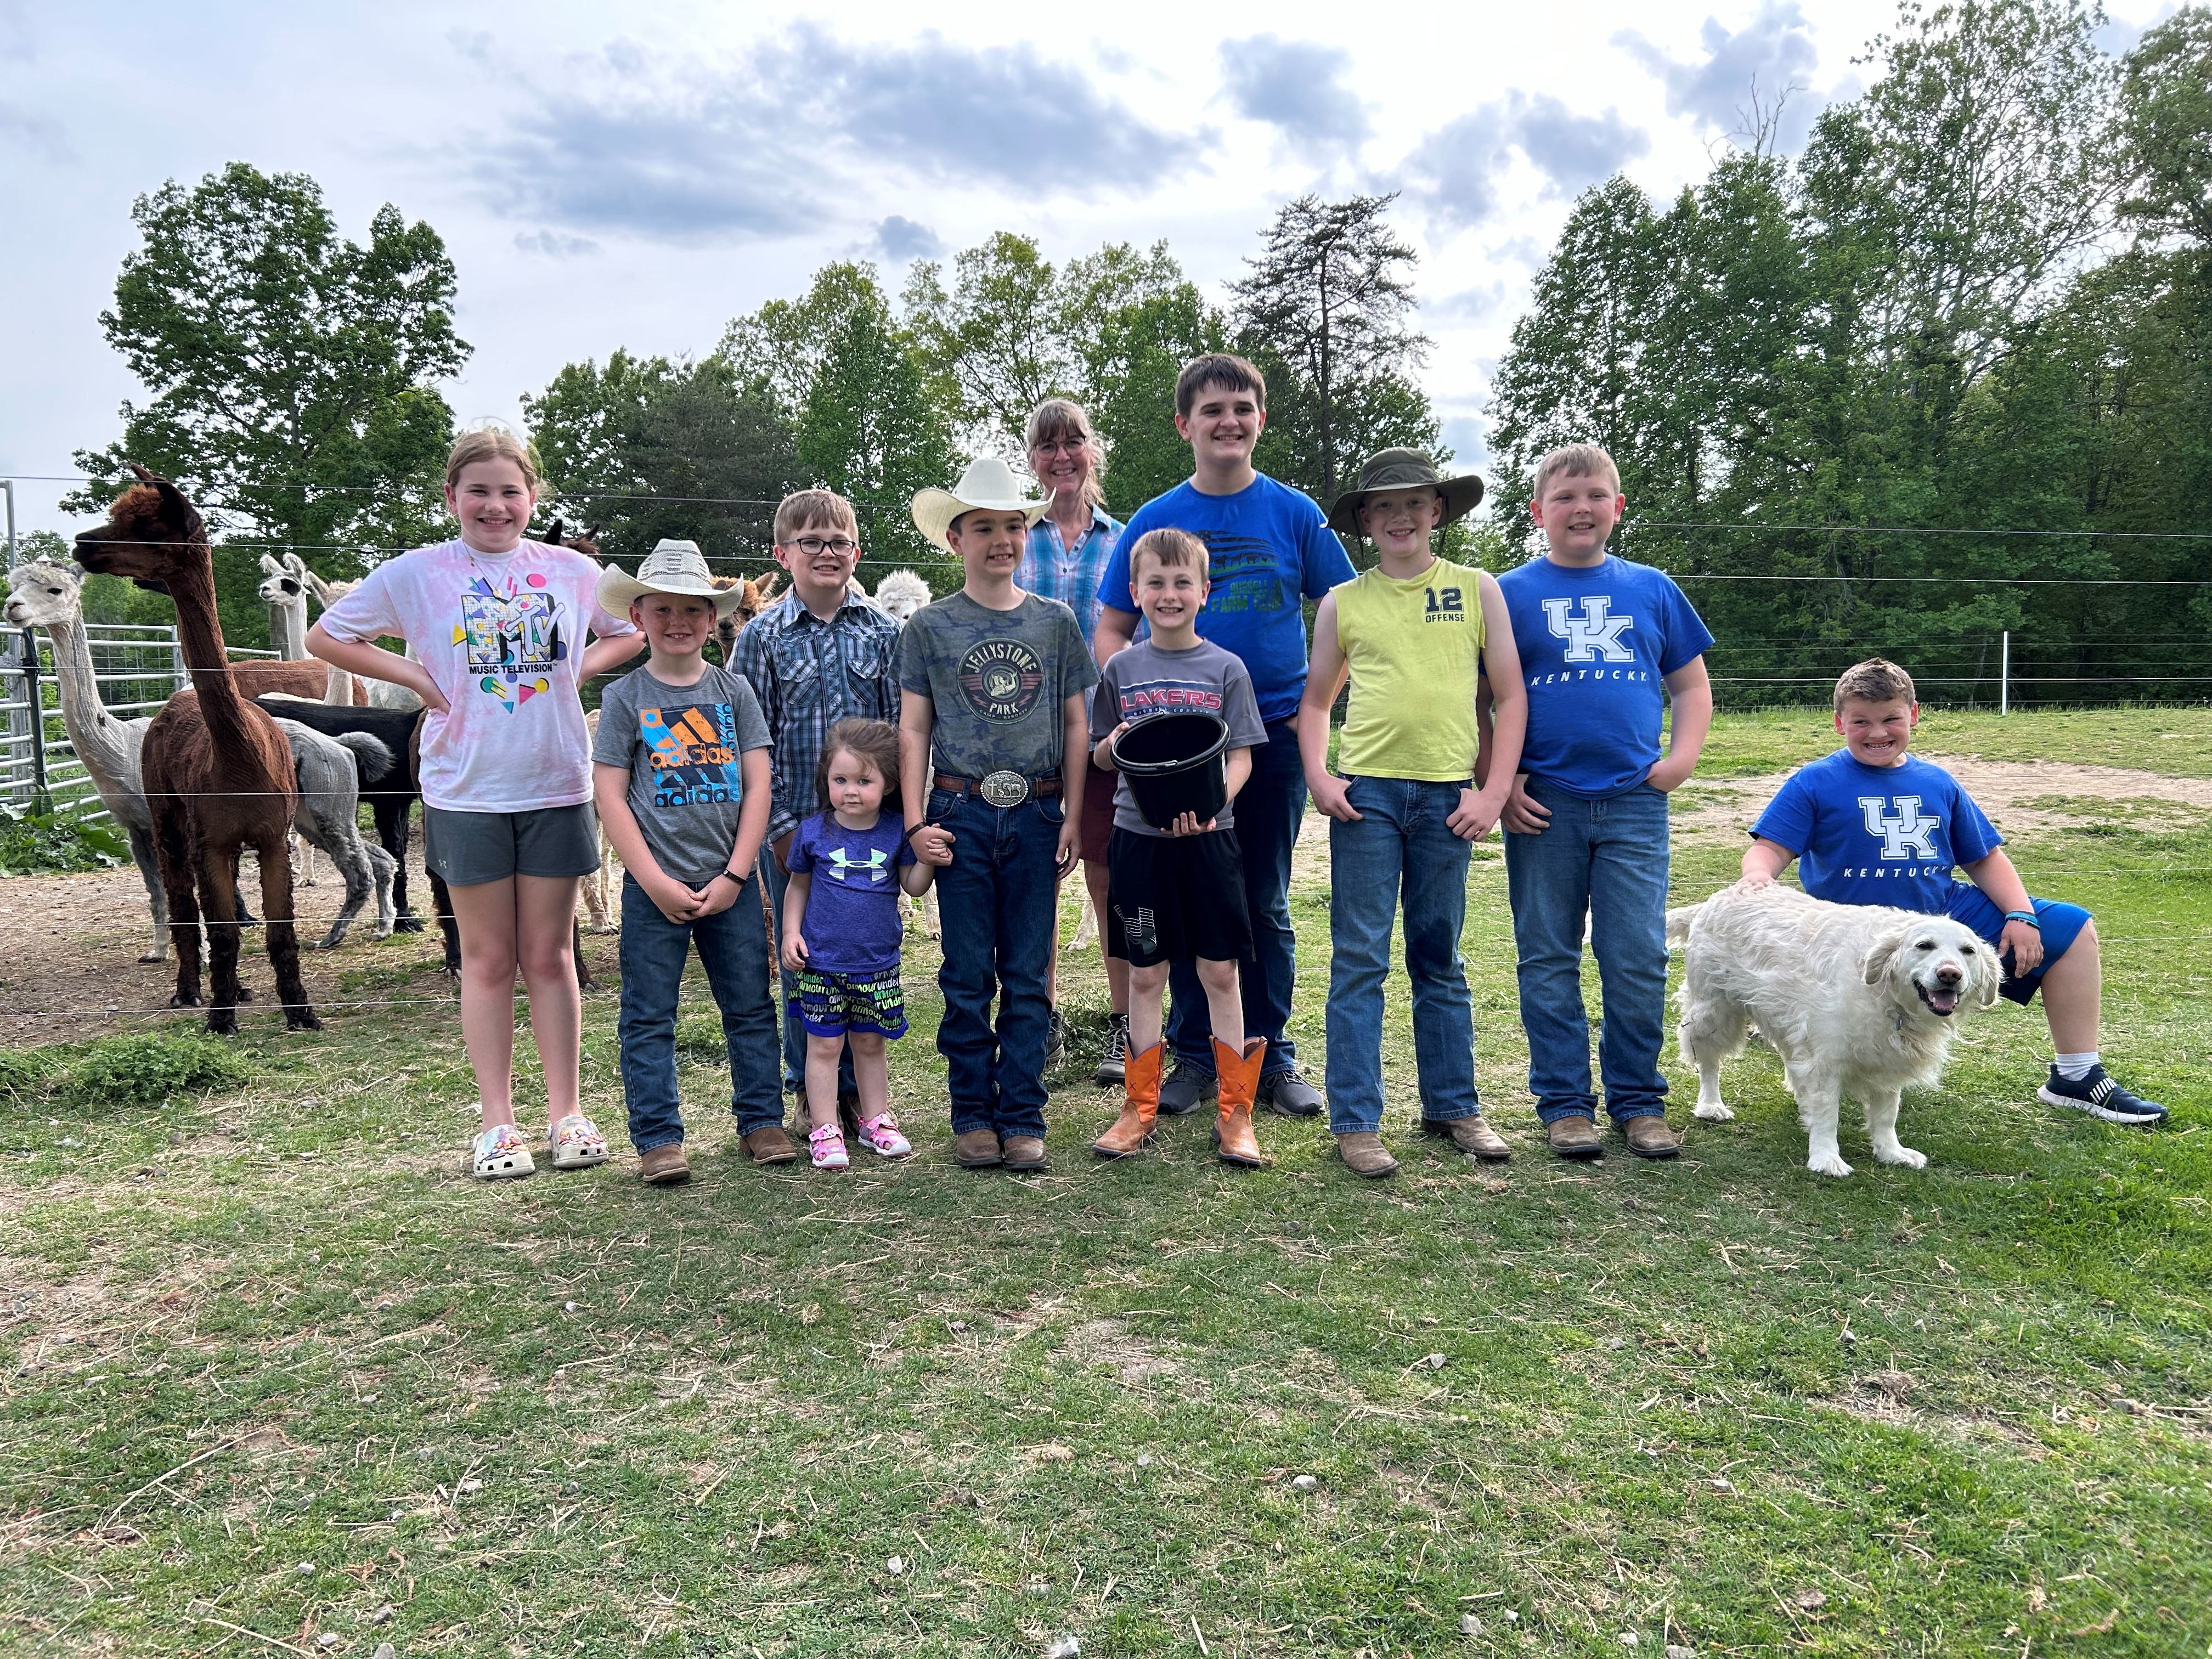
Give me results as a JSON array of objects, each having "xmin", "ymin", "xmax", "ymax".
[
  {"xmin": 74, "ymin": 466, "xmax": 319, "ymax": 1034},
  {"xmin": 710, "ymin": 571, "xmax": 782, "ymax": 662}
]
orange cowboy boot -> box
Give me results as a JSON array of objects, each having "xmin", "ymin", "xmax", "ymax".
[
  {"xmin": 1092, "ymin": 1041, "xmax": 1162, "ymax": 1158},
  {"xmin": 1211, "ymin": 1036, "xmax": 1270, "ymax": 1168}
]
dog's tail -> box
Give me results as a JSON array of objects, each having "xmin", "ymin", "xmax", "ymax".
[{"xmin": 1663, "ymin": 900, "xmax": 1706, "ymax": 951}]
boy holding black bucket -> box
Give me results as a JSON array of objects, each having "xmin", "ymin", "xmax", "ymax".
[{"xmin": 1089, "ymin": 529, "xmax": 1270, "ymax": 1166}]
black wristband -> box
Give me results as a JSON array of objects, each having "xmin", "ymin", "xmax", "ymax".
[{"xmin": 714, "ymin": 868, "xmax": 746, "ymax": 889}]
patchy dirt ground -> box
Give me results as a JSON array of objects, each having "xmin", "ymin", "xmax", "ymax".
[
  {"xmin": 0, "ymin": 842, "xmax": 624, "ymax": 1047},
  {"xmin": 1671, "ymin": 752, "xmax": 2212, "ymax": 846}
]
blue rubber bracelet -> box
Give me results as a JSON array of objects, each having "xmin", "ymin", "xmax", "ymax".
[{"xmin": 2004, "ymin": 910, "xmax": 2040, "ymax": 928}]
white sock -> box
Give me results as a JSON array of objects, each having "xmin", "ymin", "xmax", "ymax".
[{"xmin": 2055, "ymin": 1051, "xmax": 2099, "ymax": 1081}]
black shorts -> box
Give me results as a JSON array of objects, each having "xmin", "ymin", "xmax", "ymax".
[
  {"xmin": 1107, "ymin": 826, "xmax": 1251, "ymax": 968},
  {"xmin": 423, "ymin": 803, "xmax": 600, "ymax": 885}
]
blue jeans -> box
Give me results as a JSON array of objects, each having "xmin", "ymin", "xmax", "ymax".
[
  {"xmin": 1167, "ymin": 717, "xmax": 1304, "ymax": 1079},
  {"xmin": 1502, "ymin": 778, "xmax": 1671, "ymax": 1124},
  {"xmin": 930, "ymin": 788, "xmax": 1062, "ymax": 1139},
  {"xmin": 759, "ymin": 844, "xmax": 856, "ymax": 1098},
  {"xmin": 1325, "ymin": 777, "xmax": 1479, "ymax": 1135},
  {"xmin": 617, "ymin": 872, "xmax": 784, "ymax": 1150}
]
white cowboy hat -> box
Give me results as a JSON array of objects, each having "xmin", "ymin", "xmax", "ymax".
[
  {"xmin": 594, "ymin": 539, "xmax": 749, "ymax": 617},
  {"xmin": 910, "ymin": 457, "xmax": 1049, "ymax": 552}
]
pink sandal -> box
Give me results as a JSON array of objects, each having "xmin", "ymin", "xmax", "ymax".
[
  {"xmin": 856, "ymin": 1113, "xmax": 912, "ymax": 1158},
  {"xmin": 808, "ymin": 1124, "xmax": 850, "ymax": 1171}
]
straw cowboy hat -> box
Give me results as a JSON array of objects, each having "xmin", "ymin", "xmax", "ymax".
[
  {"xmin": 594, "ymin": 539, "xmax": 750, "ymax": 617},
  {"xmin": 910, "ymin": 457, "xmax": 1049, "ymax": 552},
  {"xmin": 1327, "ymin": 448, "xmax": 1486, "ymax": 537}
]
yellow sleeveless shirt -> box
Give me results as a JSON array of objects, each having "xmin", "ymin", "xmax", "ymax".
[{"xmin": 1333, "ymin": 557, "xmax": 1485, "ymax": 781}]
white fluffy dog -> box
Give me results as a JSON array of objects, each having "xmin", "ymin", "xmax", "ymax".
[{"xmin": 1668, "ymin": 883, "xmax": 2001, "ymax": 1177}]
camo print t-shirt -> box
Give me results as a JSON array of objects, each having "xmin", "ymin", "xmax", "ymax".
[
  {"xmin": 897, "ymin": 591, "xmax": 1098, "ymax": 784},
  {"xmin": 318, "ymin": 539, "xmax": 637, "ymax": 813},
  {"xmin": 786, "ymin": 810, "xmax": 917, "ymax": 975}
]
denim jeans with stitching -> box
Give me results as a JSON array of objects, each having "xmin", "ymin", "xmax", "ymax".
[
  {"xmin": 1166, "ymin": 716, "xmax": 1305, "ymax": 1079},
  {"xmin": 930, "ymin": 788, "xmax": 1062, "ymax": 1140},
  {"xmin": 1324, "ymin": 776, "xmax": 1481, "ymax": 1135},
  {"xmin": 617, "ymin": 872, "xmax": 784, "ymax": 1150},
  {"xmin": 1502, "ymin": 777, "xmax": 1672, "ymax": 1124}
]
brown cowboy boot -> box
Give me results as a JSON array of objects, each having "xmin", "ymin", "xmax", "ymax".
[
  {"xmin": 1211, "ymin": 1036, "xmax": 1271, "ymax": 1169},
  {"xmin": 1093, "ymin": 1041, "xmax": 1163, "ymax": 1158}
]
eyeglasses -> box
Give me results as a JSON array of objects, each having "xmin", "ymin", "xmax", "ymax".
[
  {"xmin": 1031, "ymin": 438, "xmax": 1091, "ymax": 457},
  {"xmin": 785, "ymin": 537, "xmax": 859, "ymax": 556}
]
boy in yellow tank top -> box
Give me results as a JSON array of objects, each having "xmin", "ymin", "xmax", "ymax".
[{"xmin": 1297, "ymin": 450, "xmax": 1528, "ymax": 1178}]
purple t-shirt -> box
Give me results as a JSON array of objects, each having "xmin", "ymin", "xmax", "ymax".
[{"xmin": 786, "ymin": 809, "xmax": 917, "ymax": 976}]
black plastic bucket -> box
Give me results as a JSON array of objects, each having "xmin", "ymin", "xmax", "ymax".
[{"xmin": 1114, "ymin": 712, "xmax": 1231, "ymax": 830}]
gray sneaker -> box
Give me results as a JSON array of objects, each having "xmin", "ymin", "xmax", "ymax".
[
  {"xmin": 1093, "ymin": 1012, "xmax": 1131, "ymax": 1086},
  {"xmin": 1260, "ymin": 1069, "xmax": 1325, "ymax": 1118},
  {"xmin": 1156, "ymin": 1061, "xmax": 1216, "ymax": 1117}
]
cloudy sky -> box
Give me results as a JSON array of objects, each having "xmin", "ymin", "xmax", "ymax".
[{"xmin": 0, "ymin": 0, "xmax": 2168, "ymax": 540}]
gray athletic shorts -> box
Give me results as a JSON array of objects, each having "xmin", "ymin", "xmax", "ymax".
[{"xmin": 422, "ymin": 803, "xmax": 600, "ymax": 886}]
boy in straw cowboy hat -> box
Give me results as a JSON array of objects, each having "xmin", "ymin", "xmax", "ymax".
[
  {"xmin": 1300, "ymin": 450, "xmax": 1526, "ymax": 1178},
  {"xmin": 591, "ymin": 540, "xmax": 780, "ymax": 1185},
  {"xmin": 900, "ymin": 459, "xmax": 1099, "ymax": 1172}
]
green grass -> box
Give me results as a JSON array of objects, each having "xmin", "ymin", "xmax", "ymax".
[{"xmin": 0, "ymin": 708, "xmax": 2206, "ymax": 1656}]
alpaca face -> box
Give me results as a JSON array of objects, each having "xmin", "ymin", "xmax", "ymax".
[
  {"xmin": 257, "ymin": 556, "xmax": 307, "ymax": 607},
  {"xmin": 3, "ymin": 562, "xmax": 84, "ymax": 629},
  {"xmin": 711, "ymin": 572, "xmax": 782, "ymax": 659},
  {"xmin": 74, "ymin": 471, "xmax": 204, "ymax": 590},
  {"xmin": 873, "ymin": 569, "xmax": 932, "ymax": 623}
]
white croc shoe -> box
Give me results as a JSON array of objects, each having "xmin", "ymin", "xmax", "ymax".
[{"xmin": 469, "ymin": 1122, "xmax": 536, "ymax": 1180}]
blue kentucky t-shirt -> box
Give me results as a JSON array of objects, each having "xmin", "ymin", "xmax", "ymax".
[
  {"xmin": 1749, "ymin": 749, "xmax": 2003, "ymax": 912},
  {"xmin": 785, "ymin": 809, "xmax": 917, "ymax": 977},
  {"xmin": 1095, "ymin": 475, "xmax": 1356, "ymax": 724},
  {"xmin": 1498, "ymin": 554, "xmax": 1715, "ymax": 798}
]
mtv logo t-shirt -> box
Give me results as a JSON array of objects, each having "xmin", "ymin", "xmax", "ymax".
[
  {"xmin": 594, "ymin": 662, "xmax": 772, "ymax": 886},
  {"xmin": 1497, "ymin": 554, "xmax": 1714, "ymax": 798},
  {"xmin": 1748, "ymin": 749, "xmax": 2001, "ymax": 912}
]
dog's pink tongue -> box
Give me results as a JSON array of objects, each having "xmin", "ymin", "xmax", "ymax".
[{"xmin": 1929, "ymin": 987, "xmax": 1959, "ymax": 1012}]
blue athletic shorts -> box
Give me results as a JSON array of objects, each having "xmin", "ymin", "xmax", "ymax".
[
  {"xmin": 789, "ymin": 965, "xmax": 909, "ymax": 1040},
  {"xmin": 1943, "ymin": 885, "xmax": 2091, "ymax": 1006}
]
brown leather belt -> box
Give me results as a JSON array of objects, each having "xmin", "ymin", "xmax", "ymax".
[{"xmin": 933, "ymin": 769, "xmax": 1062, "ymax": 808}]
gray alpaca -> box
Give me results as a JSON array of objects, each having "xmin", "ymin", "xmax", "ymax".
[{"xmin": 268, "ymin": 718, "xmax": 399, "ymax": 949}]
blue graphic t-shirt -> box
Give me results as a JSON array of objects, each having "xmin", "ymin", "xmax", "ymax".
[
  {"xmin": 786, "ymin": 809, "xmax": 916, "ymax": 976},
  {"xmin": 1748, "ymin": 749, "xmax": 2002, "ymax": 913},
  {"xmin": 1497, "ymin": 554, "xmax": 1714, "ymax": 799},
  {"xmin": 592, "ymin": 663, "xmax": 771, "ymax": 886},
  {"xmin": 1095, "ymin": 476, "xmax": 1356, "ymax": 723}
]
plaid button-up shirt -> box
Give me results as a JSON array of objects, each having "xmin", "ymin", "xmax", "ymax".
[
  {"xmin": 1019, "ymin": 506, "xmax": 1122, "ymax": 648},
  {"xmin": 730, "ymin": 588, "xmax": 905, "ymax": 843}
]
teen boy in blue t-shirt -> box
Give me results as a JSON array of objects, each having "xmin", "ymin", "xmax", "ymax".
[
  {"xmin": 1742, "ymin": 657, "xmax": 2166, "ymax": 1126},
  {"xmin": 1491, "ymin": 443, "xmax": 1714, "ymax": 1160},
  {"xmin": 1093, "ymin": 353, "xmax": 1357, "ymax": 1121}
]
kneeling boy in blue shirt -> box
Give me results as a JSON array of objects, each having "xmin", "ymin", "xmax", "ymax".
[{"xmin": 1741, "ymin": 658, "xmax": 2166, "ymax": 1125}]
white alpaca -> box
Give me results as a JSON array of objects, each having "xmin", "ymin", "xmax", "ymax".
[
  {"xmin": 257, "ymin": 553, "xmax": 357, "ymax": 704},
  {"xmin": 872, "ymin": 568, "xmax": 932, "ymax": 622},
  {"xmin": 300, "ymin": 567, "xmax": 422, "ymax": 713}
]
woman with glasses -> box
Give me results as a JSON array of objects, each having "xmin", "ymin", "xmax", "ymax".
[{"xmin": 1019, "ymin": 398, "xmax": 1127, "ymax": 1086}]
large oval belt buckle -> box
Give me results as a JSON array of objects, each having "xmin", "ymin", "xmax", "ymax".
[{"xmin": 978, "ymin": 770, "xmax": 1030, "ymax": 808}]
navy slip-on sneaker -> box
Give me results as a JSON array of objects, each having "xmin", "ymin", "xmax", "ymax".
[{"xmin": 2037, "ymin": 1064, "xmax": 2168, "ymax": 1126}]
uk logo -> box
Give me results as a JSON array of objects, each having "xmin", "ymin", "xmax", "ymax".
[
  {"xmin": 1859, "ymin": 795, "xmax": 1940, "ymax": 860},
  {"xmin": 1541, "ymin": 596, "xmax": 1635, "ymax": 662}
]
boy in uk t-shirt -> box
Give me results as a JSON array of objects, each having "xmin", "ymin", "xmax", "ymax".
[
  {"xmin": 1741, "ymin": 658, "xmax": 2166, "ymax": 1126},
  {"xmin": 1492, "ymin": 443, "xmax": 1714, "ymax": 1161}
]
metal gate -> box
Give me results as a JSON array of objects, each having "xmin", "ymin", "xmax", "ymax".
[{"xmin": 0, "ymin": 624, "xmax": 188, "ymax": 820}]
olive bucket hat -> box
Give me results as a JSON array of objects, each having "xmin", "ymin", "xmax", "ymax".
[{"xmin": 1327, "ymin": 448, "xmax": 1486, "ymax": 537}]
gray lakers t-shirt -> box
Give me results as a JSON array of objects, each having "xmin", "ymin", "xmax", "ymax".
[
  {"xmin": 1090, "ymin": 637, "xmax": 1267, "ymax": 837},
  {"xmin": 593, "ymin": 662, "xmax": 772, "ymax": 884},
  {"xmin": 898, "ymin": 591, "xmax": 1099, "ymax": 782}
]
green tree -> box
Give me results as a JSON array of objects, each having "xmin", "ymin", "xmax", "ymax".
[
  {"xmin": 64, "ymin": 162, "xmax": 465, "ymax": 638},
  {"xmin": 719, "ymin": 262, "xmax": 898, "ymax": 419},
  {"xmin": 1228, "ymin": 194, "xmax": 1434, "ymax": 503},
  {"xmin": 795, "ymin": 294, "xmax": 961, "ymax": 585},
  {"xmin": 523, "ymin": 354, "xmax": 801, "ymax": 568},
  {"xmin": 2115, "ymin": 6, "xmax": 2212, "ymax": 244},
  {"xmin": 902, "ymin": 233, "xmax": 1074, "ymax": 453}
]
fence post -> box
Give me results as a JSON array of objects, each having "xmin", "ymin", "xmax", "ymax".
[
  {"xmin": 1999, "ymin": 631, "xmax": 2010, "ymax": 716},
  {"xmin": 19, "ymin": 627, "xmax": 49, "ymax": 812}
]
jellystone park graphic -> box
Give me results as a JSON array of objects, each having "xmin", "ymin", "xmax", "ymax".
[{"xmin": 457, "ymin": 571, "xmax": 566, "ymax": 710}]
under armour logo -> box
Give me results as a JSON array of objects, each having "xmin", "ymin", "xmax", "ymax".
[
  {"xmin": 1859, "ymin": 795, "xmax": 1939, "ymax": 860},
  {"xmin": 826, "ymin": 847, "xmax": 889, "ymax": 882},
  {"xmin": 1541, "ymin": 595, "xmax": 1635, "ymax": 662}
]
